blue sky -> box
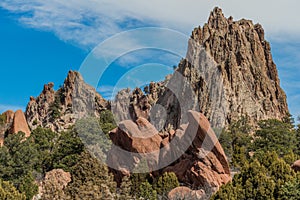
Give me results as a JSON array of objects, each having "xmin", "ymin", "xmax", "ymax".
[{"xmin": 0, "ymin": 1, "xmax": 299, "ymax": 121}]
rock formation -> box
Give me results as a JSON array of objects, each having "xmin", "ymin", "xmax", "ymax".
[
  {"xmin": 0, "ymin": 110, "xmax": 31, "ymax": 146},
  {"xmin": 114, "ymin": 7, "xmax": 289, "ymax": 130},
  {"xmin": 106, "ymin": 110, "xmax": 231, "ymax": 196},
  {"xmin": 107, "ymin": 117, "xmax": 162, "ymax": 183},
  {"xmin": 25, "ymin": 71, "xmax": 108, "ymax": 132},
  {"xmin": 184, "ymin": 7, "xmax": 288, "ymax": 127},
  {"xmin": 36, "ymin": 169, "xmax": 71, "ymax": 199},
  {"xmin": 168, "ymin": 186, "xmax": 205, "ymax": 200},
  {"xmin": 9, "ymin": 110, "xmax": 31, "ymax": 137}
]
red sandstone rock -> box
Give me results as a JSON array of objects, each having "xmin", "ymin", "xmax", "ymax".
[{"xmin": 9, "ymin": 110, "xmax": 31, "ymax": 137}]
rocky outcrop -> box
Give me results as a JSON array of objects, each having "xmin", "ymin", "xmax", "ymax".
[
  {"xmin": 107, "ymin": 117, "xmax": 162, "ymax": 184},
  {"xmin": 4, "ymin": 110, "xmax": 14, "ymax": 124},
  {"xmin": 107, "ymin": 110, "xmax": 231, "ymax": 196},
  {"xmin": 187, "ymin": 7, "xmax": 288, "ymax": 126},
  {"xmin": 163, "ymin": 111, "xmax": 231, "ymax": 191},
  {"xmin": 25, "ymin": 71, "xmax": 108, "ymax": 132},
  {"xmin": 292, "ymin": 160, "xmax": 300, "ymax": 172},
  {"xmin": 36, "ymin": 169, "xmax": 71, "ymax": 200},
  {"xmin": 9, "ymin": 110, "xmax": 31, "ymax": 137},
  {"xmin": 0, "ymin": 110, "xmax": 31, "ymax": 146},
  {"xmin": 168, "ymin": 186, "xmax": 205, "ymax": 200},
  {"xmin": 0, "ymin": 110, "xmax": 15, "ymax": 146},
  {"xmin": 118, "ymin": 7, "xmax": 289, "ymax": 130}
]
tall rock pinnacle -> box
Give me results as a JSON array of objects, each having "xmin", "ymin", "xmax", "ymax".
[{"xmin": 175, "ymin": 7, "xmax": 289, "ymax": 127}]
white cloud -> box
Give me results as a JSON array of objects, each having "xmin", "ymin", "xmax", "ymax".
[
  {"xmin": 1, "ymin": 0, "xmax": 300, "ymax": 49},
  {"xmin": 1, "ymin": 0, "xmax": 300, "ymax": 119}
]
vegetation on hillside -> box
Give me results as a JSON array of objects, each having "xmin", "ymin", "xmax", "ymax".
[
  {"xmin": 213, "ymin": 116, "xmax": 300, "ymax": 200},
  {"xmin": 0, "ymin": 108, "xmax": 300, "ymax": 199}
]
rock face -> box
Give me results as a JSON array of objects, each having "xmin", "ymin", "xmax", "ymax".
[
  {"xmin": 187, "ymin": 7, "xmax": 288, "ymax": 126},
  {"xmin": 9, "ymin": 110, "xmax": 31, "ymax": 137},
  {"xmin": 0, "ymin": 110, "xmax": 31, "ymax": 146},
  {"xmin": 116, "ymin": 7, "xmax": 289, "ymax": 130},
  {"xmin": 25, "ymin": 71, "xmax": 108, "ymax": 132},
  {"xmin": 107, "ymin": 110, "xmax": 231, "ymax": 196},
  {"xmin": 107, "ymin": 117, "xmax": 162, "ymax": 184},
  {"xmin": 163, "ymin": 111, "xmax": 231, "ymax": 190},
  {"xmin": 0, "ymin": 110, "xmax": 14, "ymax": 146}
]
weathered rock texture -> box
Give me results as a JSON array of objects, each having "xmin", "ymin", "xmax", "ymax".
[
  {"xmin": 107, "ymin": 117, "xmax": 162, "ymax": 183},
  {"xmin": 37, "ymin": 169, "xmax": 71, "ymax": 199},
  {"xmin": 25, "ymin": 71, "xmax": 108, "ymax": 132},
  {"xmin": 107, "ymin": 110, "xmax": 231, "ymax": 196},
  {"xmin": 0, "ymin": 110, "xmax": 31, "ymax": 146},
  {"xmin": 9, "ymin": 110, "xmax": 31, "ymax": 137},
  {"xmin": 113, "ymin": 7, "xmax": 289, "ymax": 130},
  {"xmin": 168, "ymin": 186, "xmax": 205, "ymax": 200},
  {"xmin": 187, "ymin": 7, "xmax": 288, "ymax": 126}
]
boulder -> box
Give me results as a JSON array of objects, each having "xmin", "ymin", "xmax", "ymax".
[
  {"xmin": 168, "ymin": 186, "xmax": 205, "ymax": 200},
  {"xmin": 107, "ymin": 117, "xmax": 162, "ymax": 184},
  {"xmin": 163, "ymin": 111, "xmax": 231, "ymax": 190},
  {"xmin": 107, "ymin": 110, "xmax": 231, "ymax": 193}
]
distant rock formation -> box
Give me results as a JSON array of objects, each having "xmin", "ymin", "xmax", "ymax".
[
  {"xmin": 25, "ymin": 71, "xmax": 108, "ymax": 132},
  {"xmin": 9, "ymin": 110, "xmax": 31, "ymax": 137},
  {"xmin": 0, "ymin": 110, "xmax": 31, "ymax": 146}
]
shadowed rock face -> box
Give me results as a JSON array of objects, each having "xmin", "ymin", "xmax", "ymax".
[{"xmin": 107, "ymin": 110, "xmax": 231, "ymax": 196}]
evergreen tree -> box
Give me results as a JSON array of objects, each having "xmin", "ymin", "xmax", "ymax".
[
  {"xmin": 253, "ymin": 119, "xmax": 296, "ymax": 156},
  {"xmin": 65, "ymin": 151, "xmax": 117, "ymax": 199},
  {"xmin": 118, "ymin": 176, "xmax": 133, "ymax": 200},
  {"xmin": 51, "ymin": 130, "xmax": 84, "ymax": 171},
  {"xmin": 218, "ymin": 116, "xmax": 252, "ymax": 168},
  {"xmin": 279, "ymin": 175, "xmax": 300, "ymax": 200},
  {"xmin": 138, "ymin": 181, "xmax": 157, "ymax": 200},
  {"xmin": 0, "ymin": 179, "xmax": 26, "ymax": 200},
  {"xmin": 212, "ymin": 151, "xmax": 298, "ymax": 200},
  {"xmin": 0, "ymin": 132, "xmax": 39, "ymax": 199},
  {"xmin": 154, "ymin": 172, "xmax": 179, "ymax": 198},
  {"xmin": 295, "ymin": 124, "xmax": 300, "ymax": 155}
]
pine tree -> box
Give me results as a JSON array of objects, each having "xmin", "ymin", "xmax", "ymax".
[
  {"xmin": 118, "ymin": 176, "xmax": 133, "ymax": 200},
  {"xmin": 0, "ymin": 179, "xmax": 26, "ymax": 200},
  {"xmin": 65, "ymin": 151, "xmax": 117, "ymax": 199},
  {"xmin": 139, "ymin": 181, "xmax": 157, "ymax": 200},
  {"xmin": 154, "ymin": 172, "xmax": 179, "ymax": 198}
]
